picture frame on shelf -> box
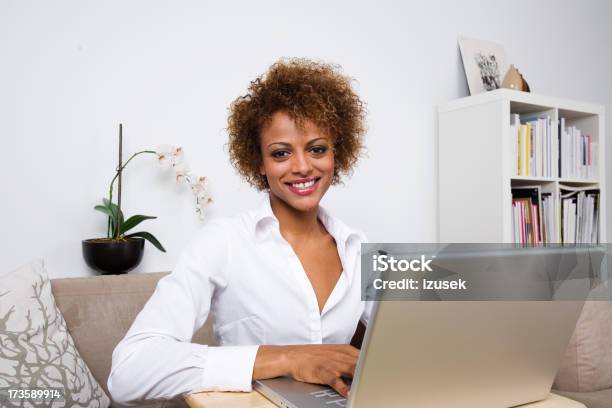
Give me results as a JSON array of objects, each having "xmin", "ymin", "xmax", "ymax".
[{"xmin": 458, "ymin": 36, "xmax": 509, "ymax": 95}]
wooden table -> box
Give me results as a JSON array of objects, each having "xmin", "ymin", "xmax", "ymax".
[{"xmin": 185, "ymin": 391, "xmax": 586, "ymax": 408}]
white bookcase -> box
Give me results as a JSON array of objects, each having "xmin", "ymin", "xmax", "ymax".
[{"xmin": 437, "ymin": 89, "xmax": 606, "ymax": 244}]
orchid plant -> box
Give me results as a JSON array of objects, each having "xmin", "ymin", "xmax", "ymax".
[{"xmin": 94, "ymin": 128, "xmax": 212, "ymax": 253}]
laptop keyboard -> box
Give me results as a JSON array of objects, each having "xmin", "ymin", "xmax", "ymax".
[{"xmin": 309, "ymin": 389, "xmax": 347, "ymax": 407}]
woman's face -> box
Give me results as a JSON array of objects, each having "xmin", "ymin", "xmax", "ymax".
[{"xmin": 259, "ymin": 111, "xmax": 335, "ymax": 213}]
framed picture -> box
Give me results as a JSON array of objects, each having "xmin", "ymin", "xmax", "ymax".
[{"xmin": 458, "ymin": 37, "xmax": 508, "ymax": 95}]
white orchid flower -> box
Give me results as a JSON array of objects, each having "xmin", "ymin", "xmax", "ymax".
[
  {"xmin": 190, "ymin": 176, "xmax": 207, "ymax": 195},
  {"xmin": 195, "ymin": 192, "xmax": 213, "ymax": 219},
  {"xmin": 154, "ymin": 144, "xmax": 213, "ymax": 219},
  {"xmin": 173, "ymin": 162, "xmax": 191, "ymax": 183},
  {"xmin": 173, "ymin": 147, "xmax": 184, "ymax": 164},
  {"xmin": 155, "ymin": 144, "xmax": 176, "ymax": 168},
  {"xmin": 155, "ymin": 144, "xmax": 175, "ymax": 157}
]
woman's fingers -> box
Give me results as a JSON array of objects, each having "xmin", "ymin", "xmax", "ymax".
[
  {"xmin": 286, "ymin": 344, "xmax": 361, "ymax": 398},
  {"xmin": 329, "ymin": 376, "xmax": 350, "ymax": 398},
  {"xmin": 315, "ymin": 352, "xmax": 357, "ymax": 398},
  {"xmin": 328, "ymin": 344, "xmax": 360, "ymax": 358},
  {"xmin": 344, "ymin": 345, "xmax": 360, "ymax": 359},
  {"xmin": 325, "ymin": 355, "xmax": 356, "ymax": 377},
  {"xmin": 332, "ymin": 350, "xmax": 359, "ymax": 368}
]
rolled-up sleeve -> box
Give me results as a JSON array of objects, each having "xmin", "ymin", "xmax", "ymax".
[{"xmin": 107, "ymin": 220, "xmax": 259, "ymax": 405}]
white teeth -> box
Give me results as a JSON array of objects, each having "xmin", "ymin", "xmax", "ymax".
[{"xmin": 290, "ymin": 179, "xmax": 316, "ymax": 189}]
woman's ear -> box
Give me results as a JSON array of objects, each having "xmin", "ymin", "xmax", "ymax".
[{"xmin": 259, "ymin": 163, "xmax": 265, "ymax": 176}]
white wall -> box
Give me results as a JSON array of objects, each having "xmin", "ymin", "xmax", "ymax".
[{"xmin": 1, "ymin": 0, "xmax": 611, "ymax": 278}]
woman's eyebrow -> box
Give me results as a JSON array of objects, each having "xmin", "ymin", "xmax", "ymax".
[
  {"xmin": 305, "ymin": 137, "xmax": 328, "ymax": 146},
  {"xmin": 267, "ymin": 137, "xmax": 328, "ymax": 149},
  {"xmin": 267, "ymin": 142, "xmax": 291, "ymax": 149}
]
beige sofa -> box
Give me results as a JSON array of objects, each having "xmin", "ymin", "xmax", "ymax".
[
  {"xmin": 51, "ymin": 272, "xmax": 612, "ymax": 408},
  {"xmin": 51, "ymin": 272, "xmax": 213, "ymax": 407}
]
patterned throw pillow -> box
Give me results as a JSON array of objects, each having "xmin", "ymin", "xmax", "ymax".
[{"xmin": 0, "ymin": 259, "xmax": 110, "ymax": 407}]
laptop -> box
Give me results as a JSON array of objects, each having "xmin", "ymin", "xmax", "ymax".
[{"xmin": 254, "ymin": 246, "xmax": 600, "ymax": 408}]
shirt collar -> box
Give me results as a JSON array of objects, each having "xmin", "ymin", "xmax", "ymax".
[
  {"xmin": 252, "ymin": 196, "xmax": 278, "ymax": 240},
  {"xmin": 251, "ymin": 195, "xmax": 363, "ymax": 246}
]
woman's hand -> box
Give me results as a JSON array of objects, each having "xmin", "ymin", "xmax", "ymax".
[
  {"xmin": 286, "ymin": 344, "xmax": 358, "ymax": 397},
  {"xmin": 253, "ymin": 344, "xmax": 359, "ymax": 398}
]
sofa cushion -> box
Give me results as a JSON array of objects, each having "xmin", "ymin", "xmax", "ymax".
[
  {"xmin": 0, "ymin": 259, "xmax": 110, "ymax": 407},
  {"xmin": 554, "ymin": 389, "xmax": 612, "ymax": 408},
  {"xmin": 554, "ymin": 282, "xmax": 612, "ymax": 392},
  {"xmin": 51, "ymin": 271, "xmax": 215, "ymax": 407}
]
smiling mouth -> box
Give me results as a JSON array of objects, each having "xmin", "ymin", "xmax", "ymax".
[
  {"xmin": 286, "ymin": 177, "xmax": 320, "ymax": 189},
  {"xmin": 284, "ymin": 177, "xmax": 321, "ymax": 195}
]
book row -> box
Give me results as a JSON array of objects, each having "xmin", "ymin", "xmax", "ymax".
[
  {"xmin": 560, "ymin": 118, "xmax": 596, "ymax": 180},
  {"xmin": 511, "ymin": 114, "xmax": 596, "ymax": 180},
  {"xmin": 511, "ymin": 185, "xmax": 599, "ymax": 245}
]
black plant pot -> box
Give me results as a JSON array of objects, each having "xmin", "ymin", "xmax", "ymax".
[{"xmin": 82, "ymin": 237, "xmax": 145, "ymax": 275}]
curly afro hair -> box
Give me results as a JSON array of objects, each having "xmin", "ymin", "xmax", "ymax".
[{"xmin": 227, "ymin": 58, "xmax": 367, "ymax": 190}]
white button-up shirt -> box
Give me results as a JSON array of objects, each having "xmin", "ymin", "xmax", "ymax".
[{"xmin": 108, "ymin": 196, "xmax": 370, "ymax": 405}]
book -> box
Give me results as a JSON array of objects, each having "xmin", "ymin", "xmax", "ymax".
[
  {"xmin": 541, "ymin": 192, "xmax": 559, "ymax": 244},
  {"xmin": 512, "ymin": 113, "xmax": 555, "ymax": 177},
  {"xmin": 560, "ymin": 185, "xmax": 600, "ymax": 244},
  {"xmin": 512, "ymin": 185, "xmax": 542, "ymax": 245},
  {"xmin": 559, "ymin": 118, "xmax": 593, "ymax": 180}
]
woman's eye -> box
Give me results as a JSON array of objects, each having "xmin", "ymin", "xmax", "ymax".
[
  {"xmin": 271, "ymin": 150, "xmax": 290, "ymax": 159},
  {"xmin": 310, "ymin": 146, "xmax": 328, "ymax": 155}
]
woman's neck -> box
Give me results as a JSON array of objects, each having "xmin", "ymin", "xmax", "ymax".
[{"xmin": 269, "ymin": 193, "xmax": 323, "ymax": 241}]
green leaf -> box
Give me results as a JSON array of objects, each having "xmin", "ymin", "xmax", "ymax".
[
  {"xmin": 102, "ymin": 198, "xmax": 125, "ymax": 225},
  {"xmin": 95, "ymin": 204, "xmax": 118, "ymax": 238},
  {"xmin": 125, "ymin": 231, "xmax": 166, "ymax": 253},
  {"xmin": 94, "ymin": 205, "xmax": 113, "ymax": 217},
  {"xmin": 121, "ymin": 214, "xmax": 157, "ymax": 234},
  {"xmin": 102, "ymin": 198, "xmax": 125, "ymax": 237}
]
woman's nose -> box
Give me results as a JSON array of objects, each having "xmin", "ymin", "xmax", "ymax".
[{"xmin": 291, "ymin": 151, "xmax": 313, "ymax": 175}]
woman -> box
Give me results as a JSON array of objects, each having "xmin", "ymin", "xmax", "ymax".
[{"xmin": 108, "ymin": 58, "xmax": 370, "ymax": 405}]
